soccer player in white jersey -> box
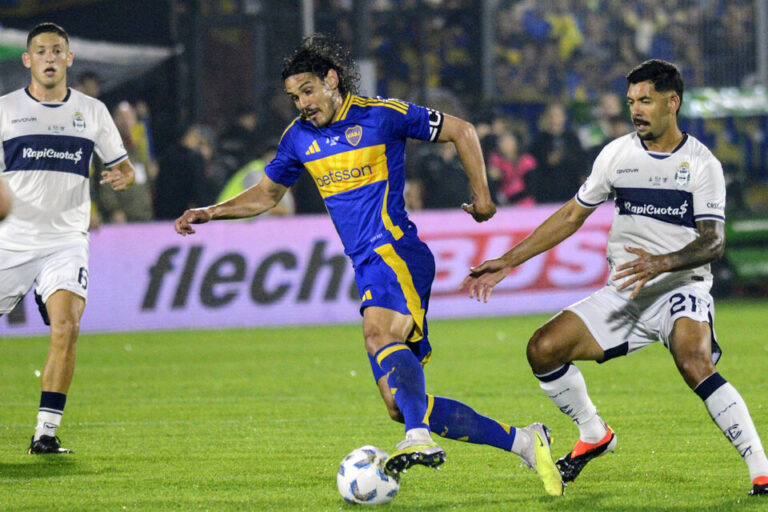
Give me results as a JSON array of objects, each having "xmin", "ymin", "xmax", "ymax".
[
  {"xmin": 461, "ymin": 59, "xmax": 768, "ymax": 496},
  {"xmin": 0, "ymin": 23, "xmax": 137, "ymax": 454}
]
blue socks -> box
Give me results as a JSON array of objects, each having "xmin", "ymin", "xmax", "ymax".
[
  {"xmin": 375, "ymin": 342, "xmax": 517, "ymax": 450},
  {"xmin": 426, "ymin": 395, "xmax": 516, "ymax": 451},
  {"xmin": 375, "ymin": 342, "xmax": 429, "ymax": 431}
]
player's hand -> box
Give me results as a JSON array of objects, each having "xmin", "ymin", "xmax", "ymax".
[
  {"xmin": 461, "ymin": 199, "xmax": 496, "ymax": 222},
  {"xmin": 459, "ymin": 257, "xmax": 511, "ymax": 303},
  {"xmin": 613, "ymin": 246, "xmax": 668, "ymax": 299},
  {"xmin": 174, "ymin": 208, "xmax": 212, "ymax": 235},
  {"xmin": 100, "ymin": 168, "xmax": 133, "ymax": 191}
]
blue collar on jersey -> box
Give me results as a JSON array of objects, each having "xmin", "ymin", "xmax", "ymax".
[
  {"xmin": 641, "ymin": 132, "xmax": 688, "ymax": 160},
  {"xmin": 24, "ymin": 87, "xmax": 71, "ymax": 107}
]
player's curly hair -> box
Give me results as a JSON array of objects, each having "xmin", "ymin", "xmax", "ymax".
[{"xmin": 281, "ymin": 33, "xmax": 360, "ymax": 97}]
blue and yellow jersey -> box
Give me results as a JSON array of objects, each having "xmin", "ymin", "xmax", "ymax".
[{"xmin": 265, "ymin": 94, "xmax": 444, "ymax": 264}]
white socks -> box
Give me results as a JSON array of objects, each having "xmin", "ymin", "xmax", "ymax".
[
  {"xmin": 34, "ymin": 410, "xmax": 62, "ymax": 441},
  {"xmin": 697, "ymin": 373, "xmax": 768, "ymax": 480},
  {"xmin": 536, "ymin": 363, "xmax": 607, "ymax": 443}
]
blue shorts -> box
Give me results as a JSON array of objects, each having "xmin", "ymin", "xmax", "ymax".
[{"xmin": 357, "ymin": 234, "xmax": 435, "ymax": 382}]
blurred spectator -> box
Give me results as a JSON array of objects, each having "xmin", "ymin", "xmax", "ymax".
[
  {"xmin": 74, "ymin": 70, "xmax": 101, "ymax": 99},
  {"xmin": 217, "ymin": 142, "xmax": 295, "ymax": 217},
  {"xmin": 586, "ymin": 114, "xmax": 633, "ymax": 165},
  {"xmin": 217, "ymin": 103, "xmax": 262, "ymax": 176},
  {"xmin": 527, "ymin": 102, "xmax": 587, "ymax": 204},
  {"xmin": 154, "ymin": 124, "xmax": 217, "ymax": 220},
  {"xmin": 487, "ymin": 131, "xmax": 537, "ymax": 206},
  {"xmin": 95, "ymin": 101, "xmax": 154, "ymax": 222},
  {"xmin": 578, "ymin": 91, "xmax": 625, "ymax": 151},
  {"xmin": 404, "ymin": 178, "xmax": 424, "ymax": 212},
  {"xmin": 412, "ymin": 142, "xmax": 469, "ymax": 209}
]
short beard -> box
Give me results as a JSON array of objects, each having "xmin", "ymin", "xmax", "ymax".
[{"xmin": 637, "ymin": 130, "xmax": 655, "ymax": 141}]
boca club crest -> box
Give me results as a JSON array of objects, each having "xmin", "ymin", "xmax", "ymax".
[{"xmin": 345, "ymin": 125, "xmax": 363, "ymax": 146}]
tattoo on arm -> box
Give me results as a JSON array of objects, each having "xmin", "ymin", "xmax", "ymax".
[{"xmin": 665, "ymin": 219, "xmax": 725, "ymax": 272}]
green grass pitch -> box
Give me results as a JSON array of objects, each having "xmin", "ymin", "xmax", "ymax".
[{"xmin": 2, "ymin": 300, "xmax": 767, "ymax": 511}]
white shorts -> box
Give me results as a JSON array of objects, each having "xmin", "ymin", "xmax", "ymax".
[
  {"xmin": 565, "ymin": 283, "xmax": 720, "ymax": 363},
  {"xmin": 0, "ymin": 242, "xmax": 89, "ymax": 314}
]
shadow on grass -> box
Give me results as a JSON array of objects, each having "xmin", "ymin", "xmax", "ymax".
[{"xmin": 0, "ymin": 457, "xmax": 89, "ymax": 480}]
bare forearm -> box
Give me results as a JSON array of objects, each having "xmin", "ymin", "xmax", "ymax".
[
  {"xmin": 207, "ymin": 188, "xmax": 276, "ymax": 220},
  {"xmin": 503, "ymin": 200, "xmax": 588, "ymax": 266},
  {"xmin": 657, "ymin": 220, "xmax": 725, "ymax": 273},
  {"xmin": 454, "ymin": 123, "xmax": 492, "ymax": 203}
]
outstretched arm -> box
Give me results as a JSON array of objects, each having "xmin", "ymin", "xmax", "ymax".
[
  {"xmin": 175, "ymin": 175, "xmax": 289, "ymax": 235},
  {"xmin": 614, "ymin": 219, "xmax": 725, "ymax": 298},
  {"xmin": 460, "ymin": 198, "xmax": 593, "ymax": 302},
  {"xmin": 437, "ymin": 114, "xmax": 496, "ymax": 222}
]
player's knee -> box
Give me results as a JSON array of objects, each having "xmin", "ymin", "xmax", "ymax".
[
  {"xmin": 363, "ymin": 325, "xmax": 390, "ymax": 355},
  {"xmin": 49, "ymin": 316, "xmax": 80, "ymax": 345},
  {"xmin": 674, "ymin": 352, "xmax": 714, "ymax": 388},
  {"xmin": 526, "ymin": 328, "xmax": 559, "ymax": 369}
]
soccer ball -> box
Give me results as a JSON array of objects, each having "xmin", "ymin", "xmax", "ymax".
[{"xmin": 336, "ymin": 445, "xmax": 400, "ymax": 505}]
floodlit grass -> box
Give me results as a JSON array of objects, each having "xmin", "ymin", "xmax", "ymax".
[{"xmin": 2, "ymin": 300, "xmax": 767, "ymax": 511}]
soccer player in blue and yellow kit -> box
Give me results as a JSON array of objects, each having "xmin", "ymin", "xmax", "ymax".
[{"xmin": 175, "ymin": 34, "xmax": 562, "ymax": 496}]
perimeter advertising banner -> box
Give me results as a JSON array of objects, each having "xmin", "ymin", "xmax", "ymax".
[{"xmin": 1, "ymin": 204, "xmax": 614, "ymax": 336}]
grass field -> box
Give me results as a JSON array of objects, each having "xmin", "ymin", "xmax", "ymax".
[{"xmin": 2, "ymin": 299, "xmax": 768, "ymax": 511}]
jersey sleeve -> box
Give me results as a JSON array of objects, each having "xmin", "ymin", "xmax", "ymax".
[
  {"xmin": 264, "ymin": 122, "xmax": 304, "ymax": 187},
  {"xmin": 93, "ymin": 101, "xmax": 128, "ymax": 167},
  {"xmin": 693, "ymin": 157, "xmax": 726, "ymax": 222},
  {"xmin": 383, "ymin": 100, "xmax": 444, "ymax": 143},
  {"xmin": 575, "ymin": 145, "xmax": 612, "ymax": 208}
]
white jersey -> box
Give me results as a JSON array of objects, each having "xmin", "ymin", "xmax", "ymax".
[
  {"xmin": 0, "ymin": 87, "xmax": 127, "ymax": 250},
  {"xmin": 576, "ymin": 132, "xmax": 725, "ymax": 296}
]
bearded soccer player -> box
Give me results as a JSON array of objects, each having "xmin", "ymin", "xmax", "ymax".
[
  {"xmin": 462, "ymin": 59, "xmax": 768, "ymax": 496},
  {"xmin": 0, "ymin": 23, "xmax": 136, "ymax": 454},
  {"xmin": 175, "ymin": 33, "xmax": 563, "ymax": 495}
]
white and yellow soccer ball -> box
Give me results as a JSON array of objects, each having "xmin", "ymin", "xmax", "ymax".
[{"xmin": 336, "ymin": 445, "xmax": 400, "ymax": 505}]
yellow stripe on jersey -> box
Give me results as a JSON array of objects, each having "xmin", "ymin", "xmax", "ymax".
[
  {"xmin": 334, "ymin": 94, "xmax": 354, "ymax": 122},
  {"xmin": 304, "ymin": 144, "xmax": 388, "ymax": 198},
  {"xmin": 279, "ymin": 117, "xmax": 300, "ymax": 141},
  {"xmin": 374, "ymin": 243, "xmax": 426, "ymax": 342},
  {"xmin": 350, "ymin": 97, "xmax": 408, "ymax": 115},
  {"xmin": 375, "ymin": 343, "xmax": 410, "ymax": 367},
  {"xmin": 381, "ymin": 180, "xmax": 404, "ymax": 240}
]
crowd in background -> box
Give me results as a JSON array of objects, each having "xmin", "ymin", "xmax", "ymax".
[
  {"xmin": 316, "ymin": 0, "xmax": 756, "ymax": 102},
  {"xmin": 76, "ymin": 0, "xmax": 766, "ymax": 225},
  {"xmin": 80, "ymin": 68, "xmax": 763, "ymax": 225}
]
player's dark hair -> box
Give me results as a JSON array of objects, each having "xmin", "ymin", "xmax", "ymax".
[
  {"xmin": 27, "ymin": 22, "xmax": 70, "ymax": 48},
  {"xmin": 626, "ymin": 59, "xmax": 683, "ymax": 114},
  {"xmin": 281, "ymin": 33, "xmax": 360, "ymax": 97}
]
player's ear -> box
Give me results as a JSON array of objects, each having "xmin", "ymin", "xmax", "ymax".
[
  {"xmin": 21, "ymin": 52, "xmax": 31, "ymax": 69},
  {"xmin": 668, "ymin": 92, "xmax": 680, "ymax": 115},
  {"xmin": 67, "ymin": 51, "xmax": 74, "ymax": 68},
  {"xmin": 325, "ymin": 69, "xmax": 339, "ymax": 91}
]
